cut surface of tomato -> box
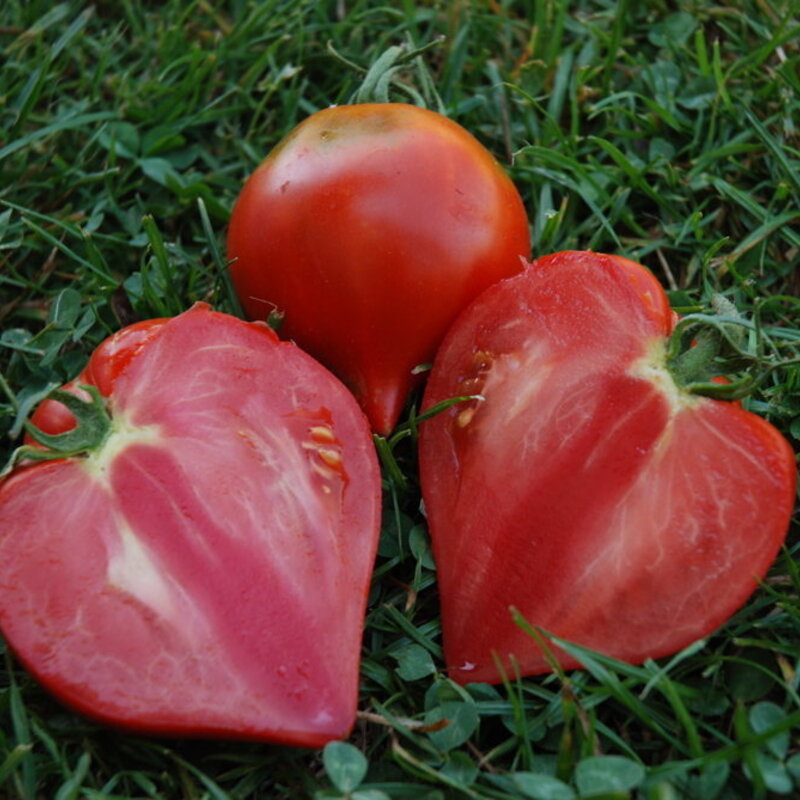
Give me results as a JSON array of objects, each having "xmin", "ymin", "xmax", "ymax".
[
  {"xmin": 0, "ymin": 304, "xmax": 381, "ymax": 746},
  {"xmin": 227, "ymin": 103, "xmax": 531, "ymax": 435},
  {"xmin": 419, "ymin": 251, "xmax": 796, "ymax": 684}
]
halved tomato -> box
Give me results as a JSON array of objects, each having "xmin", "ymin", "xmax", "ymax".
[
  {"xmin": 419, "ymin": 251, "xmax": 796, "ymax": 683},
  {"xmin": 0, "ymin": 304, "xmax": 381, "ymax": 746}
]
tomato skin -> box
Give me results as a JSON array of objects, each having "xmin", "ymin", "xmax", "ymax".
[
  {"xmin": 0, "ymin": 304, "xmax": 381, "ymax": 746},
  {"xmin": 419, "ymin": 251, "xmax": 796, "ymax": 684},
  {"xmin": 227, "ymin": 103, "xmax": 531, "ymax": 435},
  {"xmin": 28, "ymin": 318, "xmax": 168, "ymax": 438}
]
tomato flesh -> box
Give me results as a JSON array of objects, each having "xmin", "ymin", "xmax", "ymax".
[
  {"xmin": 419, "ymin": 251, "xmax": 796, "ymax": 683},
  {"xmin": 0, "ymin": 305, "xmax": 381, "ymax": 746},
  {"xmin": 227, "ymin": 103, "xmax": 531, "ymax": 434}
]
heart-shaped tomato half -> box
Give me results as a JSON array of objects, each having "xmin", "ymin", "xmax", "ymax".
[
  {"xmin": 0, "ymin": 304, "xmax": 381, "ymax": 746},
  {"xmin": 419, "ymin": 251, "xmax": 796, "ymax": 684}
]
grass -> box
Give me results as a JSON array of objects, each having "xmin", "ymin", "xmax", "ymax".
[{"xmin": 1, "ymin": 0, "xmax": 799, "ymax": 798}]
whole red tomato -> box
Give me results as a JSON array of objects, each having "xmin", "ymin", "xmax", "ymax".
[
  {"xmin": 227, "ymin": 103, "xmax": 531, "ymax": 435},
  {"xmin": 419, "ymin": 251, "xmax": 796, "ymax": 683},
  {"xmin": 0, "ymin": 304, "xmax": 381, "ymax": 746}
]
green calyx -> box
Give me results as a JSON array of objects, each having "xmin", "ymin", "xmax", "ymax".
[
  {"xmin": 665, "ymin": 294, "xmax": 796, "ymax": 402},
  {"xmin": 1, "ymin": 385, "xmax": 112, "ymax": 479}
]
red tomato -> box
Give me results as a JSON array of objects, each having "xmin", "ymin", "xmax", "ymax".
[
  {"xmin": 0, "ymin": 304, "xmax": 381, "ymax": 746},
  {"xmin": 227, "ymin": 103, "xmax": 531, "ymax": 435},
  {"xmin": 419, "ymin": 251, "xmax": 796, "ymax": 684}
]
